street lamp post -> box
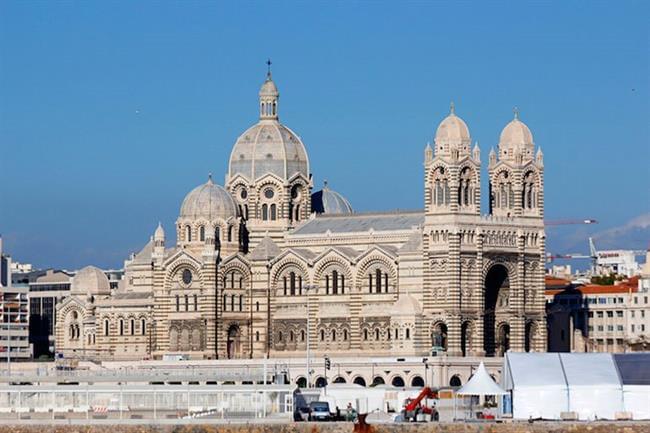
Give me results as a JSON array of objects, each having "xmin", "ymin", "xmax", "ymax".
[{"xmin": 304, "ymin": 284, "xmax": 317, "ymax": 388}]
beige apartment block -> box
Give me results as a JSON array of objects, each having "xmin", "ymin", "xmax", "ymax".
[{"xmin": 56, "ymin": 72, "xmax": 547, "ymax": 364}]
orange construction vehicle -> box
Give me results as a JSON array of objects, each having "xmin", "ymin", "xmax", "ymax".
[{"xmin": 401, "ymin": 387, "xmax": 439, "ymax": 422}]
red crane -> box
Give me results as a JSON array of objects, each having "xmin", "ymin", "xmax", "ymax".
[{"xmin": 402, "ymin": 387, "xmax": 439, "ymax": 422}]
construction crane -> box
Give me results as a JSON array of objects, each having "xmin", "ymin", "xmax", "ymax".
[
  {"xmin": 545, "ymin": 219, "xmax": 598, "ymax": 226},
  {"xmin": 546, "ymin": 253, "xmax": 592, "ymax": 263}
]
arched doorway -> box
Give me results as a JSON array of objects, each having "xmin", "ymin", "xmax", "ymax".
[
  {"xmin": 525, "ymin": 321, "xmax": 535, "ymax": 352},
  {"xmin": 461, "ymin": 321, "xmax": 472, "ymax": 357},
  {"xmin": 371, "ymin": 376, "xmax": 385, "ymax": 386},
  {"xmin": 296, "ymin": 377, "xmax": 307, "ymax": 388},
  {"xmin": 226, "ymin": 325, "xmax": 242, "ymax": 359},
  {"xmin": 315, "ymin": 377, "xmax": 327, "ymax": 388},
  {"xmin": 449, "ymin": 375, "xmax": 462, "ymax": 387},
  {"xmin": 411, "ymin": 376, "xmax": 425, "ymax": 387},
  {"xmin": 353, "ymin": 377, "xmax": 367, "ymax": 387},
  {"xmin": 497, "ymin": 323, "xmax": 510, "ymax": 356},
  {"xmin": 333, "ymin": 376, "xmax": 346, "ymax": 384},
  {"xmin": 484, "ymin": 264, "xmax": 510, "ymax": 356},
  {"xmin": 391, "ymin": 376, "xmax": 405, "ymax": 387},
  {"xmin": 431, "ymin": 322, "xmax": 448, "ymax": 352}
]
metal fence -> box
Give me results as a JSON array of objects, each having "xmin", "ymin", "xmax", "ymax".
[{"xmin": 0, "ymin": 384, "xmax": 294, "ymax": 421}]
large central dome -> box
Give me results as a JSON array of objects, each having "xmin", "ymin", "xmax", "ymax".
[{"xmin": 228, "ymin": 73, "xmax": 310, "ymax": 182}]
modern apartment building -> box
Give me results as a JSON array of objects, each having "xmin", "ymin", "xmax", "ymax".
[
  {"xmin": 0, "ymin": 237, "xmax": 32, "ymax": 360},
  {"xmin": 546, "ymin": 265, "xmax": 649, "ymax": 353}
]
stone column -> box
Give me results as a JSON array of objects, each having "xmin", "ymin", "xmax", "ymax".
[
  {"xmin": 473, "ymin": 230, "xmax": 486, "ymax": 356},
  {"xmin": 447, "ymin": 229, "xmax": 462, "ymax": 355}
]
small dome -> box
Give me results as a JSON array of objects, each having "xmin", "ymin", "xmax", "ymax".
[
  {"xmin": 499, "ymin": 117, "xmax": 534, "ymax": 149},
  {"xmin": 311, "ymin": 183, "xmax": 353, "ymax": 214},
  {"xmin": 435, "ymin": 113, "xmax": 471, "ymax": 144},
  {"xmin": 71, "ymin": 266, "xmax": 110, "ymax": 296},
  {"xmin": 391, "ymin": 294, "xmax": 423, "ymax": 317},
  {"xmin": 180, "ymin": 176, "xmax": 237, "ymax": 221},
  {"xmin": 154, "ymin": 222, "xmax": 165, "ymax": 240},
  {"xmin": 259, "ymin": 76, "xmax": 278, "ymax": 97}
]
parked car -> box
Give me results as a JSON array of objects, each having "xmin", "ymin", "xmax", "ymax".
[{"xmin": 308, "ymin": 401, "xmax": 332, "ymax": 421}]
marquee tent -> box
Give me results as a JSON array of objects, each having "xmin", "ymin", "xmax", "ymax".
[
  {"xmin": 614, "ymin": 353, "xmax": 650, "ymax": 420},
  {"xmin": 502, "ymin": 352, "xmax": 628, "ymax": 420},
  {"xmin": 501, "ymin": 353, "xmax": 568, "ymax": 419},
  {"xmin": 457, "ymin": 362, "xmax": 507, "ymax": 397},
  {"xmin": 560, "ymin": 353, "xmax": 623, "ymax": 420},
  {"xmin": 454, "ymin": 362, "xmax": 506, "ymax": 420}
]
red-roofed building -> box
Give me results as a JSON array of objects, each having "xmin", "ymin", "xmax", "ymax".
[{"xmin": 546, "ymin": 273, "xmax": 649, "ymax": 353}]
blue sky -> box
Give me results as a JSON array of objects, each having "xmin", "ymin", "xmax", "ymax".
[{"xmin": 1, "ymin": 1, "xmax": 648, "ymax": 270}]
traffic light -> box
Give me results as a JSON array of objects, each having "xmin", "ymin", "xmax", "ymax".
[{"xmin": 325, "ymin": 356, "xmax": 331, "ymax": 370}]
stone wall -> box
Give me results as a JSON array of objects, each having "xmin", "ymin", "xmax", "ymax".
[{"xmin": 1, "ymin": 422, "xmax": 649, "ymax": 433}]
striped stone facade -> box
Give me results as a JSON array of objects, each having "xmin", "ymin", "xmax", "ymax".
[{"xmin": 55, "ymin": 74, "xmax": 547, "ymax": 365}]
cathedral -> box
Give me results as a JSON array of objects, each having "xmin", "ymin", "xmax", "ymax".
[{"xmin": 56, "ymin": 70, "xmax": 547, "ymax": 362}]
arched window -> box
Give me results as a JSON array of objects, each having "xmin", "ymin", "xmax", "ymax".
[
  {"xmin": 228, "ymin": 225, "xmax": 233, "ymax": 242},
  {"xmin": 290, "ymin": 272, "xmax": 296, "ymax": 296},
  {"xmin": 193, "ymin": 294, "xmax": 198, "ymax": 311},
  {"xmin": 343, "ymin": 329, "xmax": 348, "ymax": 341},
  {"xmin": 119, "ymin": 319, "xmax": 124, "ymax": 336},
  {"xmin": 175, "ymin": 295, "xmax": 180, "ymax": 312},
  {"xmin": 215, "ymin": 227, "xmax": 221, "ymax": 243},
  {"xmin": 270, "ymin": 204, "xmax": 277, "ymax": 220},
  {"xmin": 239, "ymin": 295, "xmax": 243, "ymax": 311},
  {"xmin": 231, "ymin": 294, "xmax": 235, "ymax": 311},
  {"xmin": 375, "ymin": 328, "xmax": 380, "ymax": 340},
  {"xmin": 278, "ymin": 331, "xmax": 283, "ymax": 342},
  {"xmin": 104, "ymin": 319, "xmax": 109, "ymax": 336},
  {"xmin": 320, "ymin": 330, "xmax": 325, "ymax": 341},
  {"xmin": 364, "ymin": 329, "xmax": 369, "ymax": 340},
  {"xmin": 301, "ymin": 330, "xmax": 305, "ymax": 341},
  {"xmin": 368, "ymin": 274, "xmax": 373, "ymax": 293},
  {"xmin": 406, "ymin": 328, "xmax": 411, "ymax": 339},
  {"xmin": 186, "ymin": 226, "xmax": 192, "ymax": 242},
  {"xmin": 199, "ymin": 226, "xmax": 205, "ymax": 242},
  {"xmin": 262, "ymin": 204, "xmax": 268, "ymax": 221},
  {"xmin": 332, "ymin": 270, "xmax": 338, "ymax": 294},
  {"xmin": 376, "ymin": 269, "xmax": 382, "ymax": 293},
  {"xmin": 130, "ymin": 319, "xmax": 135, "ymax": 336},
  {"xmin": 331, "ymin": 329, "xmax": 336, "ymax": 341},
  {"xmin": 294, "ymin": 204, "xmax": 300, "ymax": 222},
  {"xmin": 184, "ymin": 294, "xmax": 189, "ymax": 311},
  {"xmin": 141, "ymin": 319, "xmax": 146, "ymax": 336},
  {"xmin": 283, "ymin": 276, "xmax": 287, "ymax": 296},
  {"xmin": 325, "ymin": 275, "xmax": 329, "ymax": 294},
  {"xmin": 223, "ymin": 293, "xmax": 227, "ymax": 311}
]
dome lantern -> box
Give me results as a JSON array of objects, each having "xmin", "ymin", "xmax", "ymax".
[{"xmin": 259, "ymin": 59, "xmax": 279, "ymax": 121}]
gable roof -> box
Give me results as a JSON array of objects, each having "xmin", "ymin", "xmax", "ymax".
[{"xmin": 249, "ymin": 236, "xmax": 281, "ymax": 261}]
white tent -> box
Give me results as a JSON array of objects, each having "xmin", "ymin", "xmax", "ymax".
[
  {"xmin": 560, "ymin": 353, "xmax": 623, "ymax": 420},
  {"xmin": 502, "ymin": 353, "xmax": 568, "ymax": 419},
  {"xmin": 455, "ymin": 362, "xmax": 506, "ymax": 420},
  {"xmin": 457, "ymin": 362, "xmax": 507, "ymax": 396},
  {"xmin": 614, "ymin": 353, "xmax": 650, "ymax": 420}
]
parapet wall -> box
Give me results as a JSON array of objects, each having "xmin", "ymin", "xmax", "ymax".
[{"xmin": 1, "ymin": 422, "xmax": 650, "ymax": 433}]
